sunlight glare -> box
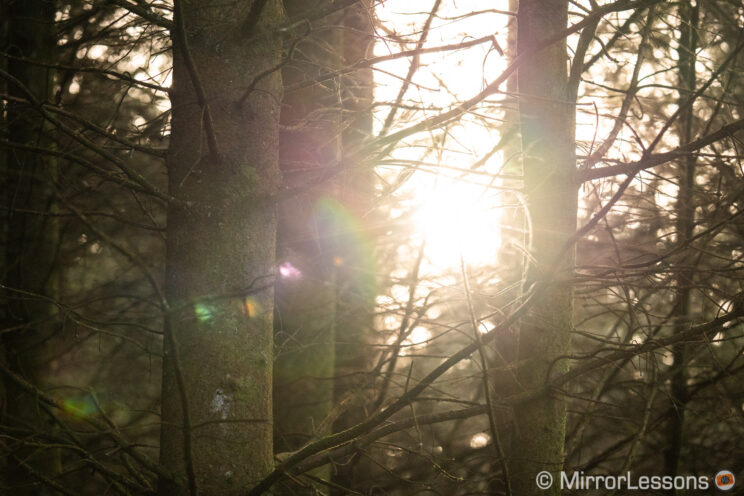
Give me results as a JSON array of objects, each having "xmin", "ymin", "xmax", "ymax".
[
  {"xmin": 399, "ymin": 326, "xmax": 432, "ymax": 355},
  {"xmin": 469, "ymin": 433, "xmax": 490, "ymax": 449},
  {"xmin": 374, "ymin": 0, "xmax": 512, "ymax": 272},
  {"xmin": 413, "ymin": 178, "xmax": 501, "ymax": 269}
]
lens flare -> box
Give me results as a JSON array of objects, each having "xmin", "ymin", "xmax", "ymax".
[
  {"xmin": 194, "ymin": 303, "xmax": 213, "ymax": 322},
  {"xmin": 313, "ymin": 196, "xmax": 375, "ymax": 273},
  {"xmin": 62, "ymin": 395, "xmax": 98, "ymax": 418},
  {"xmin": 242, "ymin": 297, "xmax": 261, "ymax": 317},
  {"xmin": 279, "ymin": 261, "xmax": 302, "ymax": 280}
]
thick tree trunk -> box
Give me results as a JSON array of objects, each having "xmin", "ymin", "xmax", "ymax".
[
  {"xmin": 159, "ymin": 2, "xmax": 283, "ymax": 495},
  {"xmin": 1, "ymin": 0, "xmax": 60, "ymax": 492},
  {"xmin": 512, "ymin": 1, "xmax": 575, "ymax": 495}
]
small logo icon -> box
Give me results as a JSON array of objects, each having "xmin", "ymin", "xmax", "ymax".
[
  {"xmin": 715, "ymin": 470, "xmax": 735, "ymax": 491},
  {"xmin": 535, "ymin": 471, "xmax": 553, "ymax": 490}
]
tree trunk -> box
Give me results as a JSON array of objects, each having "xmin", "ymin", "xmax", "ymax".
[
  {"xmin": 273, "ymin": 2, "xmax": 343, "ymax": 491},
  {"xmin": 159, "ymin": 2, "xmax": 283, "ymax": 495},
  {"xmin": 334, "ymin": 0, "xmax": 377, "ymax": 384},
  {"xmin": 331, "ymin": 1, "xmax": 377, "ymax": 492},
  {"xmin": 274, "ymin": 3, "xmax": 377, "ymax": 493},
  {"xmin": 1, "ymin": 0, "xmax": 61, "ymax": 492},
  {"xmin": 665, "ymin": 3, "xmax": 698, "ymax": 491},
  {"xmin": 489, "ymin": 3, "xmax": 520, "ymax": 493},
  {"xmin": 512, "ymin": 1, "xmax": 575, "ymax": 495}
]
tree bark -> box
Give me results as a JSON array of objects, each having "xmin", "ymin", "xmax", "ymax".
[
  {"xmin": 274, "ymin": 4, "xmax": 377, "ymax": 494},
  {"xmin": 512, "ymin": 1, "xmax": 575, "ymax": 495},
  {"xmin": 273, "ymin": 2, "xmax": 343, "ymax": 491},
  {"xmin": 334, "ymin": 0, "xmax": 377, "ymax": 378},
  {"xmin": 159, "ymin": 1, "xmax": 283, "ymax": 495},
  {"xmin": 331, "ymin": 1, "xmax": 377, "ymax": 492}
]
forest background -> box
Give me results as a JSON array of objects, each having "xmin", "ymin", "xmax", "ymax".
[{"xmin": 2, "ymin": 0, "xmax": 744, "ymax": 494}]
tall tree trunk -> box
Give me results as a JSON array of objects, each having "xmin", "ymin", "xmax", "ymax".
[
  {"xmin": 331, "ymin": 1, "xmax": 377, "ymax": 492},
  {"xmin": 334, "ymin": 0, "xmax": 376, "ymax": 404},
  {"xmin": 665, "ymin": 2, "xmax": 698, "ymax": 490},
  {"xmin": 512, "ymin": 1, "xmax": 575, "ymax": 495},
  {"xmin": 1, "ymin": 0, "xmax": 61, "ymax": 492},
  {"xmin": 159, "ymin": 2, "xmax": 283, "ymax": 495},
  {"xmin": 274, "ymin": 3, "xmax": 377, "ymax": 493},
  {"xmin": 273, "ymin": 1, "xmax": 343, "ymax": 490},
  {"xmin": 489, "ymin": 3, "xmax": 520, "ymax": 493}
]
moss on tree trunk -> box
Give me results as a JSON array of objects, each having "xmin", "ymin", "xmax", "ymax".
[
  {"xmin": 512, "ymin": 1, "xmax": 575, "ymax": 494},
  {"xmin": 159, "ymin": 1, "xmax": 283, "ymax": 494}
]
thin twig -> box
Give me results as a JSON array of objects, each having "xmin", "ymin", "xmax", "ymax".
[
  {"xmin": 172, "ymin": 0, "xmax": 220, "ymax": 162},
  {"xmin": 460, "ymin": 257, "xmax": 512, "ymax": 496}
]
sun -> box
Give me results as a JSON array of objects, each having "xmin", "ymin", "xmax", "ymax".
[
  {"xmin": 412, "ymin": 172, "xmax": 503, "ymax": 270},
  {"xmin": 372, "ymin": 0, "xmax": 514, "ymax": 272}
]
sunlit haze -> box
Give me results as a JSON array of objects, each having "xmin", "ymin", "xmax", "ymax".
[{"xmin": 374, "ymin": 0, "xmax": 512, "ymax": 271}]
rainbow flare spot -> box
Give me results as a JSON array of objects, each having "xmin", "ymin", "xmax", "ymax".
[
  {"xmin": 62, "ymin": 395, "xmax": 98, "ymax": 418},
  {"xmin": 242, "ymin": 297, "xmax": 261, "ymax": 318},
  {"xmin": 194, "ymin": 303, "xmax": 213, "ymax": 322}
]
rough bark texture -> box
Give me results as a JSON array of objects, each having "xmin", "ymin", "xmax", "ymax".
[
  {"xmin": 159, "ymin": 1, "xmax": 283, "ymax": 494},
  {"xmin": 512, "ymin": 1, "xmax": 575, "ymax": 495},
  {"xmin": 1, "ymin": 0, "xmax": 60, "ymax": 492}
]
